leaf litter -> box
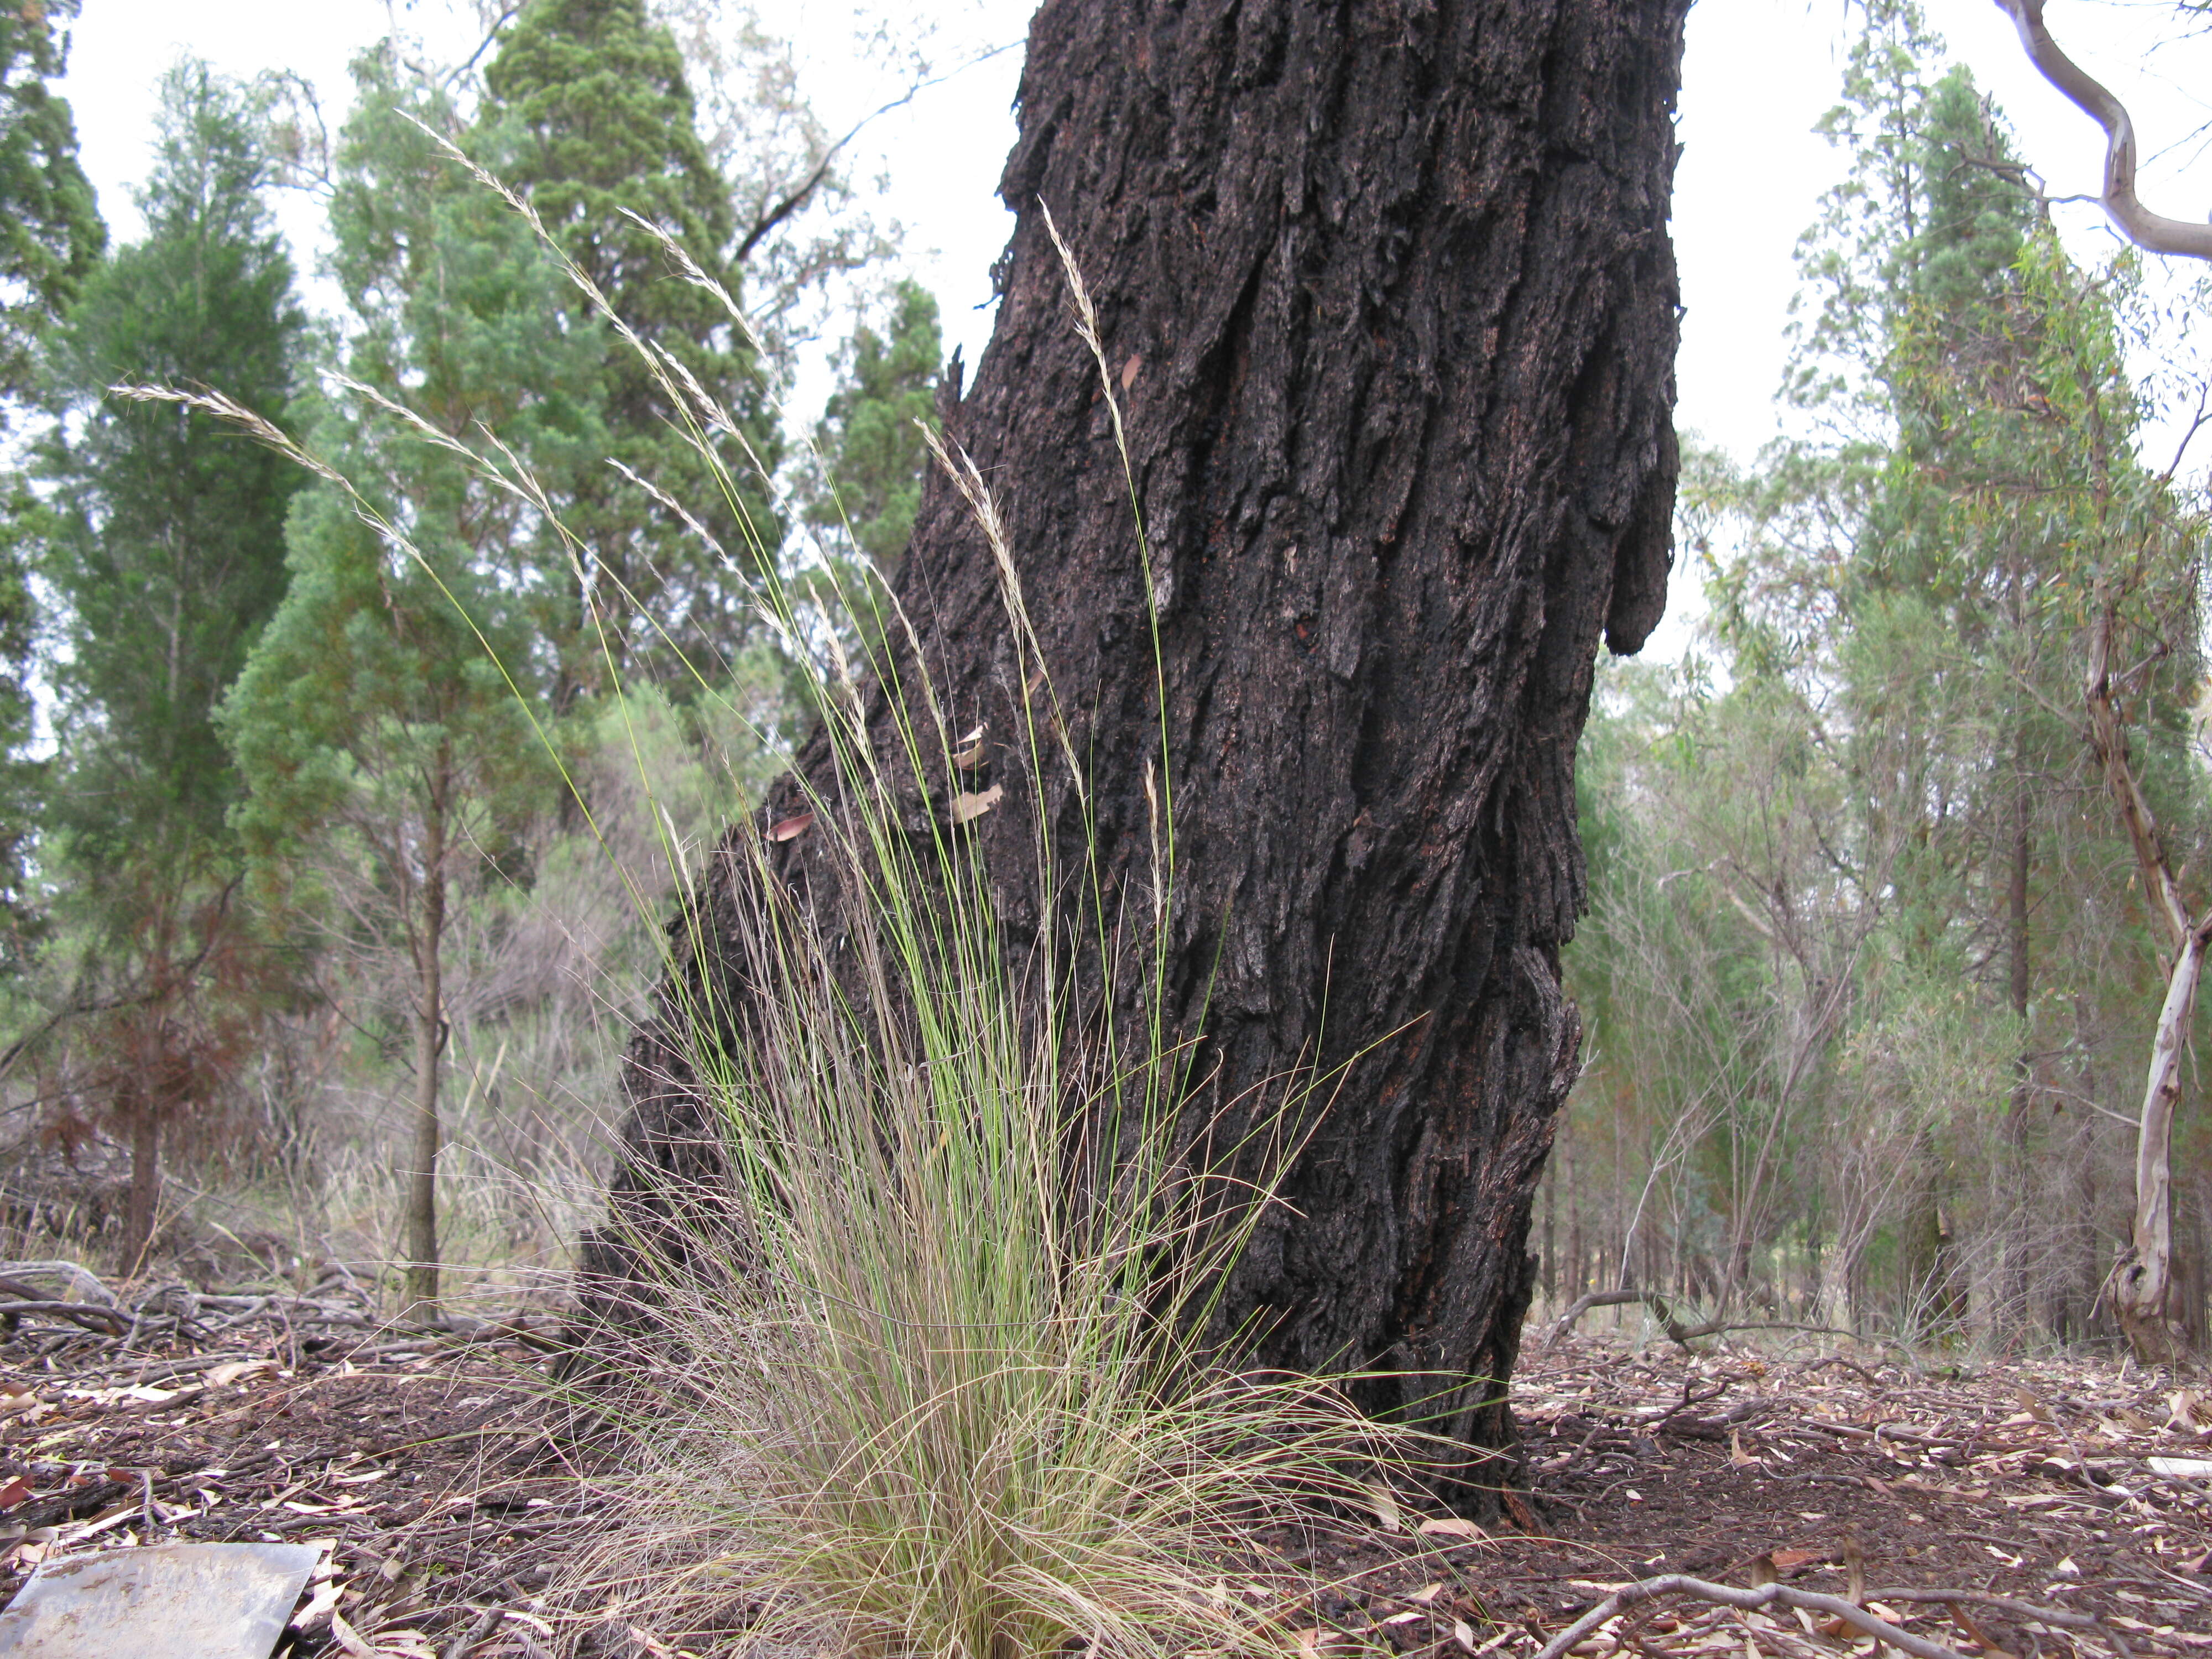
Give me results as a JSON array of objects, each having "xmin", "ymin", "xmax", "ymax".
[{"xmin": 0, "ymin": 1265, "xmax": 2205, "ymax": 1657}]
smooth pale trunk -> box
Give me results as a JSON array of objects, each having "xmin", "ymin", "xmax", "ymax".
[
  {"xmin": 2085, "ymin": 601, "xmax": 2194, "ymax": 1363},
  {"xmin": 2115, "ymin": 927, "xmax": 2197, "ymax": 1360}
]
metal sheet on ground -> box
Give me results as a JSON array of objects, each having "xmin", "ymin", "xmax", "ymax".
[{"xmin": 0, "ymin": 1541, "xmax": 319, "ymax": 1657}]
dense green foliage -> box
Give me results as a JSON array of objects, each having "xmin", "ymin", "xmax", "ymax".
[
  {"xmin": 0, "ymin": 62, "xmax": 306, "ymax": 1258},
  {"xmin": 0, "ymin": 0, "xmax": 103, "ymax": 420},
  {"xmin": 482, "ymin": 0, "xmax": 781, "ymax": 697},
  {"xmin": 0, "ymin": 2, "xmax": 943, "ymax": 1287},
  {"xmin": 39, "ymin": 64, "xmax": 305, "ymax": 876},
  {"xmin": 806, "ymin": 278, "xmax": 942, "ymax": 578},
  {"xmin": 0, "ymin": 0, "xmax": 103, "ymax": 960}
]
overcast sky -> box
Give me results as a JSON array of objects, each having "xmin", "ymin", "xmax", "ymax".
[{"xmin": 53, "ymin": 0, "xmax": 2212, "ymax": 564}]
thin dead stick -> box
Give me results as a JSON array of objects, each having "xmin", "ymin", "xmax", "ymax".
[
  {"xmin": 1531, "ymin": 1574, "xmax": 1968, "ymax": 1659},
  {"xmin": 1870, "ymin": 1587, "xmax": 2111, "ymax": 1631},
  {"xmin": 439, "ymin": 1601, "xmax": 506, "ymax": 1659}
]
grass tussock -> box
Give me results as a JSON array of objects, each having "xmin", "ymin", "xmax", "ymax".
[
  {"xmin": 128, "ymin": 153, "xmax": 1422, "ymax": 1658},
  {"xmin": 552, "ymin": 215, "xmax": 1415, "ymax": 1656}
]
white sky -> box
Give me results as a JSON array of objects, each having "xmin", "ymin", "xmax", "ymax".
[{"xmin": 52, "ymin": 0, "xmax": 2212, "ymax": 643}]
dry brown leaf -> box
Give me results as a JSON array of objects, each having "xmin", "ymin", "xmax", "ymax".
[
  {"xmin": 1121, "ymin": 353, "xmax": 1143, "ymax": 388},
  {"xmin": 1417, "ymin": 1516, "xmax": 1488, "ymax": 1542},
  {"xmin": 1729, "ymin": 1427, "xmax": 1756, "ymax": 1467},
  {"xmin": 1361, "ymin": 1480, "xmax": 1402, "ymax": 1533},
  {"xmin": 767, "ymin": 812, "xmax": 815, "ymax": 842},
  {"xmin": 951, "ymin": 724, "xmax": 987, "ymax": 769},
  {"xmin": 1407, "ymin": 1581, "xmax": 1446, "ymax": 1604},
  {"xmin": 1452, "ymin": 1617, "xmax": 1476, "ymax": 1651},
  {"xmin": 951, "ymin": 785, "xmax": 1003, "ymax": 826}
]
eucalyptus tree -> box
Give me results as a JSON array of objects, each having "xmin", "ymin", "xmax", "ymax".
[
  {"xmin": 1566, "ymin": 0, "xmax": 2209, "ymax": 1350},
  {"xmin": 585, "ymin": 0, "xmax": 1688, "ymax": 1483}
]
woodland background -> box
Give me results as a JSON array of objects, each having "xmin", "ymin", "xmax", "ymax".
[{"xmin": 0, "ymin": 0, "xmax": 2206, "ymax": 1352}]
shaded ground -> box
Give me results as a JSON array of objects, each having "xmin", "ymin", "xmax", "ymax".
[{"xmin": 0, "ymin": 1279, "xmax": 2206, "ymax": 1656}]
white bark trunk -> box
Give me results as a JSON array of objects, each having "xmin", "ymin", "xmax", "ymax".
[{"xmin": 2085, "ymin": 602, "xmax": 2195, "ymax": 1362}]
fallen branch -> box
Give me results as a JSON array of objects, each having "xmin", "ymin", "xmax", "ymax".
[
  {"xmin": 0, "ymin": 1290, "xmax": 131, "ymax": 1336},
  {"xmin": 1796, "ymin": 1353, "xmax": 1887, "ymax": 1387},
  {"xmin": 0, "ymin": 1261, "xmax": 111, "ymax": 1306},
  {"xmin": 1542, "ymin": 1290, "xmax": 1850, "ymax": 1351},
  {"xmin": 1545, "ymin": 1290, "xmax": 1688, "ymax": 1348},
  {"xmin": 1531, "ymin": 1574, "xmax": 1968, "ymax": 1659}
]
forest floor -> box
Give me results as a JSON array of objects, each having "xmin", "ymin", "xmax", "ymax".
[{"xmin": 0, "ymin": 1283, "xmax": 2205, "ymax": 1657}]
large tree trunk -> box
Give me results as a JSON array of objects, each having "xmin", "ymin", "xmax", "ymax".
[{"xmin": 587, "ymin": 0, "xmax": 1683, "ymax": 1470}]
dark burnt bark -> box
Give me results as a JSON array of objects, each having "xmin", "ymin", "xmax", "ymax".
[{"xmin": 584, "ymin": 0, "xmax": 1684, "ymax": 1469}]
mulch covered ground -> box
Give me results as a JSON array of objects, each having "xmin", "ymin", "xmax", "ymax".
[
  {"xmin": 0, "ymin": 1271, "xmax": 2205, "ymax": 1657},
  {"xmin": 1296, "ymin": 1332, "xmax": 2212, "ymax": 1657}
]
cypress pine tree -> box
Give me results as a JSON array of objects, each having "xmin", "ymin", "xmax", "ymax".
[
  {"xmin": 806, "ymin": 280, "xmax": 942, "ymax": 581},
  {"xmin": 216, "ymin": 41, "xmax": 577, "ymax": 1312},
  {"xmin": 481, "ymin": 0, "xmax": 780, "ymax": 700},
  {"xmin": 29, "ymin": 60, "xmax": 304, "ymax": 1259},
  {"xmin": 0, "ymin": 0, "xmax": 103, "ymax": 964},
  {"xmin": 0, "ymin": 0, "xmax": 103, "ymax": 422}
]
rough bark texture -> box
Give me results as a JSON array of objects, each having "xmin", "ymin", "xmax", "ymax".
[{"xmin": 584, "ymin": 0, "xmax": 1686, "ymax": 1467}]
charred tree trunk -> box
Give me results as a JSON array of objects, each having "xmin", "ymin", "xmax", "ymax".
[{"xmin": 587, "ymin": 0, "xmax": 1684, "ymax": 1467}]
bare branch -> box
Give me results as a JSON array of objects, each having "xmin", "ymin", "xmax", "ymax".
[
  {"xmin": 734, "ymin": 40, "xmax": 1019, "ymax": 267},
  {"xmin": 1993, "ymin": 0, "xmax": 2212, "ymax": 261},
  {"xmin": 445, "ymin": 5, "xmax": 523, "ymax": 89}
]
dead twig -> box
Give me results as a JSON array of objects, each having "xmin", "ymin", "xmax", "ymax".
[
  {"xmin": 1542, "ymin": 1289, "xmax": 1852, "ymax": 1350},
  {"xmin": 1797, "ymin": 1353, "xmax": 1887, "ymax": 1387},
  {"xmin": 0, "ymin": 1297, "xmax": 131, "ymax": 1337},
  {"xmin": 439, "ymin": 1601, "xmax": 506, "ymax": 1659},
  {"xmin": 1869, "ymin": 1585, "xmax": 2109, "ymax": 1631},
  {"xmin": 1531, "ymin": 1574, "xmax": 1969, "ymax": 1659}
]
